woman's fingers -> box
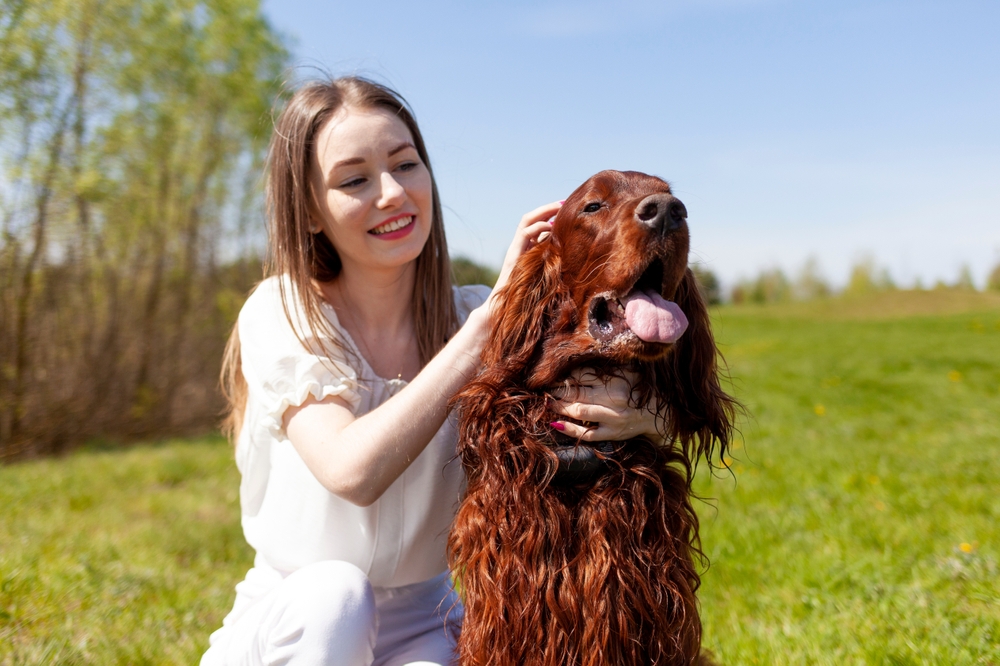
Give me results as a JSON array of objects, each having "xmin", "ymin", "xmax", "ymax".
[
  {"xmin": 519, "ymin": 219, "xmax": 555, "ymax": 249},
  {"xmin": 553, "ymin": 419, "xmax": 638, "ymax": 442},
  {"xmin": 548, "ymin": 393, "xmax": 630, "ymax": 441},
  {"xmin": 554, "ymin": 420, "xmax": 604, "ymax": 441},
  {"xmin": 494, "ymin": 201, "xmax": 562, "ymax": 291},
  {"xmin": 520, "ymin": 201, "xmax": 563, "ymax": 228},
  {"xmin": 550, "ymin": 413, "xmax": 652, "ymax": 442},
  {"xmin": 549, "ymin": 400, "xmax": 621, "ymax": 423},
  {"xmin": 549, "ymin": 373, "xmax": 632, "ymax": 406}
]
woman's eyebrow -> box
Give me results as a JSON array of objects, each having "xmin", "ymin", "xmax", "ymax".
[
  {"xmin": 332, "ymin": 156, "xmax": 365, "ymax": 169},
  {"xmin": 330, "ymin": 142, "xmax": 414, "ymax": 171},
  {"xmin": 327, "ymin": 156, "xmax": 365, "ymax": 185},
  {"xmin": 388, "ymin": 141, "xmax": 416, "ymax": 157}
]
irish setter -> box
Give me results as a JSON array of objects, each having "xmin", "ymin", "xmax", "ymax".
[{"xmin": 448, "ymin": 170, "xmax": 736, "ymax": 666}]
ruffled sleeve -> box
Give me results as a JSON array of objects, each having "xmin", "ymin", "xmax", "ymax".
[
  {"xmin": 239, "ymin": 276, "xmax": 362, "ymax": 442},
  {"xmin": 454, "ymin": 283, "xmax": 492, "ymax": 324}
]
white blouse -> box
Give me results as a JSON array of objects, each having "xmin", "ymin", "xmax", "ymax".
[{"xmin": 235, "ymin": 275, "xmax": 491, "ymax": 588}]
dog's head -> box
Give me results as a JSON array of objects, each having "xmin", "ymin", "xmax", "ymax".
[
  {"xmin": 550, "ymin": 170, "xmax": 691, "ymax": 364},
  {"xmin": 484, "ymin": 169, "xmax": 733, "ymax": 465}
]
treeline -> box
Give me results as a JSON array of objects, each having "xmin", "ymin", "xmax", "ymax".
[
  {"xmin": 728, "ymin": 257, "xmax": 1000, "ymax": 305},
  {"xmin": 0, "ymin": 0, "xmax": 287, "ymax": 459}
]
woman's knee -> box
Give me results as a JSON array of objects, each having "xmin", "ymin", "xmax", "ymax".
[
  {"xmin": 257, "ymin": 561, "xmax": 377, "ymax": 664},
  {"xmin": 281, "ymin": 560, "xmax": 376, "ymax": 624}
]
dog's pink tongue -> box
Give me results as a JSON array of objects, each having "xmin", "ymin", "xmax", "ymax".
[{"xmin": 623, "ymin": 291, "xmax": 688, "ymax": 343}]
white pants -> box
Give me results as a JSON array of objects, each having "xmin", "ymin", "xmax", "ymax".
[{"xmin": 200, "ymin": 560, "xmax": 462, "ymax": 666}]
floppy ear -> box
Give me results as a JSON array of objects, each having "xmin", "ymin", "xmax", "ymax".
[
  {"xmin": 482, "ymin": 244, "xmax": 568, "ymax": 379},
  {"xmin": 659, "ymin": 268, "xmax": 736, "ymax": 463},
  {"xmin": 452, "ymin": 240, "xmax": 567, "ymax": 483}
]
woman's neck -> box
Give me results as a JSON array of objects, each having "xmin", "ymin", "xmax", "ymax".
[
  {"xmin": 318, "ymin": 262, "xmax": 421, "ymax": 380},
  {"xmin": 326, "ymin": 264, "xmax": 415, "ymax": 332}
]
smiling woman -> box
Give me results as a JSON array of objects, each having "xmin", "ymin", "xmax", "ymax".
[{"xmin": 206, "ymin": 78, "xmax": 489, "ymax": 666}]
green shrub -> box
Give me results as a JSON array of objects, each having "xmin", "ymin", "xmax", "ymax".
[{"xmin": 451, "ymin": 256, "xmax": 499, "ymax": 287}]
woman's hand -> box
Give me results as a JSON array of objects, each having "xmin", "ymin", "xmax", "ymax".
[
  {"xmin": 472, "ymin": 200, "xmax": 561, "ymax": 328},
  {"xmin": 547, "ymin": 368, "xmax": 665, "ymax": 443},
  {"xmin": 493, "ymin": 201, "xmax": 562, "ymax": 293}
]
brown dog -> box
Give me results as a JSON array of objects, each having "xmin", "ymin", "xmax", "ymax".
[{"xmin": 448, "ymin": 170, "xmax": 736, "ymax": 665}]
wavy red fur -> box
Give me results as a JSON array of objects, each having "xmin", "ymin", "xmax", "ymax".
[{"xmin": 449, "ymin": 171, "xmax": 736, "ymax": 665}]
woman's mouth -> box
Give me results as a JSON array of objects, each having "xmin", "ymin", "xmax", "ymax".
[{"xmin": 369, "ymin": 215, "xmax": 415, "ymax": 237}]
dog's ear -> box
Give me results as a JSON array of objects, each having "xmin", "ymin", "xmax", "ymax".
[
  {"xmin": 658, "ymin": 268, "xmax": 736, "ymax": 464},
  {"xmin": 482, "ymin": 245, "xmax": 567, "ymax": 376}
]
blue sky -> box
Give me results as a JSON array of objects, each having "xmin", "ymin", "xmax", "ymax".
[{"xmin": 260, "ymin": 0, "xmax": 1000, "ymax": 289}]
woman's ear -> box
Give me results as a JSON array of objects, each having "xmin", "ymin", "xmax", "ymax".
[{"xmin": 660, "ymin": 268, "xmax": 736, "ymax": 462}]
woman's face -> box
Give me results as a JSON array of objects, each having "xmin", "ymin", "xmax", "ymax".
[{"xmin": 310, "ymin": 106, "xmax": 434, "ymax": 277}]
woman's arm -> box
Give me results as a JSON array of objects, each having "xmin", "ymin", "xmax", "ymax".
[
  {"xmin": 284, "ymin": 308, "xmax": 488, "ymax": 506},
  {"xmin": 284, "ymin": 201, "xmax": 563, "ymax": 507}
]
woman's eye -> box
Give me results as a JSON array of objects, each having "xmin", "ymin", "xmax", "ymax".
[
  {"xmin": 583, "ymin": 202, "xmax": 602, "ymax": 213},
  {"xmin": 396, "ymin": 161, "xmax": 418, "ymax": 172},
  {"xmin": 340, "ymin": 177, "xmax": 366, "ymax": 188}
]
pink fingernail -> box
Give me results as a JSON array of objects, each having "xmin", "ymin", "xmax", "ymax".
[
  {"xmin": 550, "ymin": 421, "xmax": 565, "ymax": 431},
  {"xmin": 558, "ymin": 200, "xmax": 565, "ymax": 204}
]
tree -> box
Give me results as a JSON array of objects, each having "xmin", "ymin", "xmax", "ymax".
[
  {"xmin": 955, "ymin": 264, "xmax": 976, "ymax": 290},
  {"xmin": 690, "ymin": 263, "xmax": 721, "ymax": 305},
  {"xmin": 844, "ymin": 255, "xmax": 895, "ymax": 296},
  {"xmin": 793, "ymin": 256, "xmax": 831, "ymax": 301},
  {"xmin": 731, "ymin": 267, "xmax": 791, "ymax": 304},
  {"xmin": 0, "ymin": 0, "xmax": 288, "ymax": 459},
  {"xmin": 989, "ymin": 262, "xmax": 1000, "ymax": 292}
]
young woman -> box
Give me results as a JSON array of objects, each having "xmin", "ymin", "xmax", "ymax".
[{"xmin": 201, "ymin": 77, "xmax": 664, "ymax": 666}]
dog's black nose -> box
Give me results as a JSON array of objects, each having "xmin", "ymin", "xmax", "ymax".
[{"xmin": 635, "ymin": 193, "xmax": 687, "ymax": 234}]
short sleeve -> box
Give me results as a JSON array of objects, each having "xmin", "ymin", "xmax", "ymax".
[
  {"xmin": 239, "ymin": 276, "xmax": 362, "ymax": 442},
  {"xmin": 454, "ymin": 283, "xmax": 492, "ymax": 324}
]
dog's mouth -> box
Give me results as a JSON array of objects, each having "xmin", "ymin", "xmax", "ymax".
[{"xmin": 587, "ymin": 258, "xmax": 688, "ymax": 345}]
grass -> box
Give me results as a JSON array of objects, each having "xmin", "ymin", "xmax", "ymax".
[
  {"xmin": 0, "ymin": 437, "xmax": 251, "ymax": 665},
  {"xmin": 696, "ymin": 290, "xmax": 1000, "ymax": 664},
  {"xmin": 1, "ymin": 289, "xmax": 998, "ymax": 664}
]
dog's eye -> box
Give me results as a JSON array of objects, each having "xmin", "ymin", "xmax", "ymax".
[{"xmin": 583, "ymin": 202, "xmax": 602, "ymax": 213}]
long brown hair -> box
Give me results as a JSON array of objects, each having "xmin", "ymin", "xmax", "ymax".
[{"xmin": 222, "ymin": 77, "xmax": 457, "ymax": 441}]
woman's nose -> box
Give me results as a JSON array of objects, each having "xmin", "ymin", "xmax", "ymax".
[{"xmin": 377, "ymin": 172, "xmax": 406, "ymax": 208}]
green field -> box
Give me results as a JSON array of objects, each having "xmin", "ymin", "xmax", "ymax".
[{"xmin": 2, "ymin": 291, "xmax": 999, "ymax": 665}]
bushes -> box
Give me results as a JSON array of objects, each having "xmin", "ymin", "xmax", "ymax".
[
  {"xmin": 731, "ymin": 268, "xmax": 793, "ymax": 305},
  {"xmin": 730, "ymin": 257, "xmax": 999, "ymax": 304},
  {"xmin": 988, "ymin": 262, "xmax": 1000, "ymax": 292},
  {"xmin": 0, "ymin": 0, "xmax": 288, "ymax": 459},
  {"xmin": 451, "ymin": 256, "xmax": 499, "ymax": 287},
  {"xmin": 691, "ymin": 264, "xmax": 722, "ymax": 305}
]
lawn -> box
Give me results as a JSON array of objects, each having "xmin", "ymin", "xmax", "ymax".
[
  {"xmin": 696, "ymin": 290, "xmax": 1000, "ymax": 664},
  {"xmin": 0, "ymin": 437, "xmax": 250, "ymax": 665},
  {"xmin": 2, "ymin": 290, "xmax": 998, "ymax": 665}
]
